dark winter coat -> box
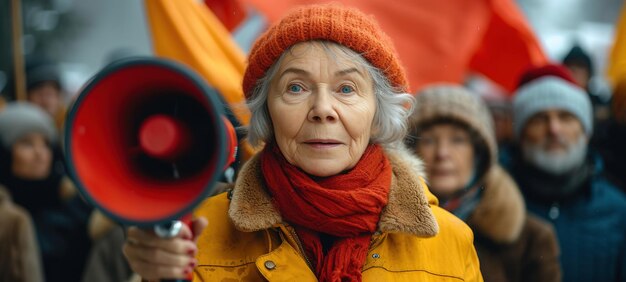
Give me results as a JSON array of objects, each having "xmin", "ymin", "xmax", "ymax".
[
  {"xmin": 0, "ymin": 186, "xmax": 43, "ymax": 282},
  {"xmin": 509, "ymin": 153, "xmax": 626, "ymax": 282},
  {"xmin": 468, "ymin": 166, "xmax": 561, "ymax": 282}
]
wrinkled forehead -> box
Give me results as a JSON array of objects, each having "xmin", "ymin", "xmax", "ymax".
[{"xmin": 276, "ymin": 41, "xmax": 371, "ymax": 77}]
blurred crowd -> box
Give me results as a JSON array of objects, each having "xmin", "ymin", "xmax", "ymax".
[{"xmin": 1, "ymin": 4, "xmax": 626, "ymax": 282}]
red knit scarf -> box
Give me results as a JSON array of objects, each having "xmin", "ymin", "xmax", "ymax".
[{"xmin": 261, "ymin": 143, "xmax": 391, "ymax": 282}]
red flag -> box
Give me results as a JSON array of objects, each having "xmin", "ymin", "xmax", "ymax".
[
  {"xmin": 243, "ymin": 0, "xmax": 547, "ymax": 94},
  {"xmin": 469, "ymin": 0, "xmax": 546, "ymax": 92},
  {"xmin": 204, "ymin": 0, "xmax": 247, "ymax": 32}
]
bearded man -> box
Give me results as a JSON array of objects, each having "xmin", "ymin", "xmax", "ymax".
[{"xmin": 508, "ymin": 76, "xmax": 626, "ymax": 282}]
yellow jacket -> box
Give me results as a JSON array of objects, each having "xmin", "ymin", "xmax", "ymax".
[{"xmin": 193, "ymin": 147, "xmax": 483, "ymax": 281}]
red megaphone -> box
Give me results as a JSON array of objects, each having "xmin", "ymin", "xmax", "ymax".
[{"xmin": 64, "ymin": 57, "xmax": 237, "ymax": 228}]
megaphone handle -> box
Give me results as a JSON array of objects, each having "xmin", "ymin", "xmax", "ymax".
[{"xmin": 154, "ymin": 218, "xmax": 194, "ymax": 282}]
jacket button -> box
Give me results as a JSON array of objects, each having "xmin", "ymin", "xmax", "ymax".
[
  {"xmin": 372, "ymin": 253, "xmax": 380, "ymax": 259},
  {"xmin": 264, "ymin": 260, "xmax": 276, "ymax": 270},
  {"xmin": 549, "ymin": 205, "xmax": 560, "ymax": 220}
]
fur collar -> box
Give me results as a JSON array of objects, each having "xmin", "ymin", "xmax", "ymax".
[
  {"xmin": 468, "ymin": 165, "xmax": 526, "ymax": 243},
  {"xmin": 228, "ymin": 146, "xmax": 439, "ymax": 237}
]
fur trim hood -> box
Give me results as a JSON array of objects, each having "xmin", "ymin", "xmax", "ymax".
[{"xmin": 468, "ymin": 165, "xmax": 526, "ymax": 243}]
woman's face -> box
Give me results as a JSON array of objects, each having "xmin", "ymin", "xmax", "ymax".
[
  {"xmin": 11, "ymin": 133, "xmax": 52, "ymax": 180},
  {"xmin": 415, "ymin": 124, "xmax": 475, "ymax": 199},
  {"xmin": 267, "ymin": 42, "xmax": 376, "ymax": 177}
]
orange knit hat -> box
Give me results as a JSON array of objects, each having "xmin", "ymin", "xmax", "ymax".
[{"xmin": 242, "ymin": 4, "xmax": 408, "ymax": 99}]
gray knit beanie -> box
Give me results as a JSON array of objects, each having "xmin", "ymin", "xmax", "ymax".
[
  {"xmin": 513, "ymin": 76, "xmax": 592, "ymax": 138},
  {"xmin": 408, "ymin": 85, "xmax": 497, "ymax": 170},
  {"xmin": 0, "ymin": 102, "xmax": 57, "ymax": 149}
]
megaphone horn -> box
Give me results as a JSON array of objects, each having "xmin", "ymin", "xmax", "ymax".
[{"xmin": 64, "ymin": 57, "xmax": 237, "ymax": 227}]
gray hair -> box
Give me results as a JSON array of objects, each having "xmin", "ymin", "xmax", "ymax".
[{"xmin": 246, "ymin": 41, "xmax": 415, "ymax": 148}]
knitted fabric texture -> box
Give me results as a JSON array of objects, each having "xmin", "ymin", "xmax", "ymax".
[
  {"xmin": 26, "ymin": 64, "xmax": 62, "ymax": 92},
  {"xmin": 517, "ymin": 64, "xmax": 577, "ymax": 89},
  {"xmin": 242, "ymin": 4, "xmax": 407, "ymax": 98},
  {"xmin": 408, "ymin": 85, "xmax": 497, "ymax": 170},
  {"xmin": 0, "ymin": 102, "xmax": 57, "ymax": 149},
  {"xmin": 513, "ymin": 76, "xmax": 592, "ymax": 138},
  {"xmin": 261, "ymin": 143, "xmax": 390, "ymax": 281},
  {"xmin": 562, "ymin": 45, "xmax": 594, "ymax": 77}
]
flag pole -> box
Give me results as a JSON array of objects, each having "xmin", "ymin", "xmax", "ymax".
[{"xmin": 11, "ymin": 0, "xmax": 26, "ymax": 101}]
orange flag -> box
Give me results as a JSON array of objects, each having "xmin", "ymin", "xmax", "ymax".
[
  {"xmin": 607, "ymin": 3, "xmax": 626, "ymax": 85},
  {"xmin": 243, "ymin": 0, "xmax": 547, "ymax": 94},
  {"xmin": 145, "ymin": 0, "xmax": 256, "ymax": 160}
]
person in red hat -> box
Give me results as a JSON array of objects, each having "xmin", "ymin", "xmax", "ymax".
[
  {"xmin": 504, "ymin": 70, "xmax": 626, "ymax": 282},
  {"xmin": 123, "ymin": 4, "xmax": 482, "ymax": 281}
]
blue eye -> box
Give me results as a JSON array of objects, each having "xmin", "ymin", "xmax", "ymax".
[
  {"xmin": 288, "ymin": 84, "xmax": 303, "ymax": 93},
  {"xmin": 340, "ymin": 85, "xmax": 355, "ymax": 94}
]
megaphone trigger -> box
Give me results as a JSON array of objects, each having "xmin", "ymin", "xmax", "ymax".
[{"xmin": 154, "ymin": 220, "xmax": 184, "ymax": 239}]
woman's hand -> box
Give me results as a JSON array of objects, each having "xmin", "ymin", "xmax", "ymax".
[{"xmin": 123, "ymin": 217, "xmax": 208, "ymax": 280}]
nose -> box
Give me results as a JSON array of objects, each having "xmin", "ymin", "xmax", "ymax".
[
  {"xmin": 307, "ymin": 88, "xmax": 338, "ymax": 123},
  {"xmin": 434, "ymin": 139, "xmax": 451, "ymax": 160},
  {"xmin": 547, "ymin": 116, "xmax": 562, "ymax": 137},
  {"xmin": 33, "ymin": 143, "xmax": 50, "ymax": 161}
]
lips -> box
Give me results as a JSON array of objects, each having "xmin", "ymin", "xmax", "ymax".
[
  {"xmin": 303, "ymin": 139, "xmax": 343, "ymax": 148},
  {"xmin": 431, "ymin": 169, "xmax": 454, "ymax": 177}
]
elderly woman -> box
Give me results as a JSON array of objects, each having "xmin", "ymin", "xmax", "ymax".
[
  {"xmin": 123, "ymin": 5, "xmax": 482, "ymax": 281},
  {"xmin": 406, "ymin": 85, "xmax": 560, "ymax": 282}
]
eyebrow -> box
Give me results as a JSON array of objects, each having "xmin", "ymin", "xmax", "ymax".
[
  {"xmin": 278, "ymin": 67, "xmax": 364, "ymax": 79},
  {"xmin": 279, "ymin": 68, "xmax": 310, "ymax": 78},
  {"xmin": 335, "ymin": 67, "xmax": 363, "ymax": 77}
]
